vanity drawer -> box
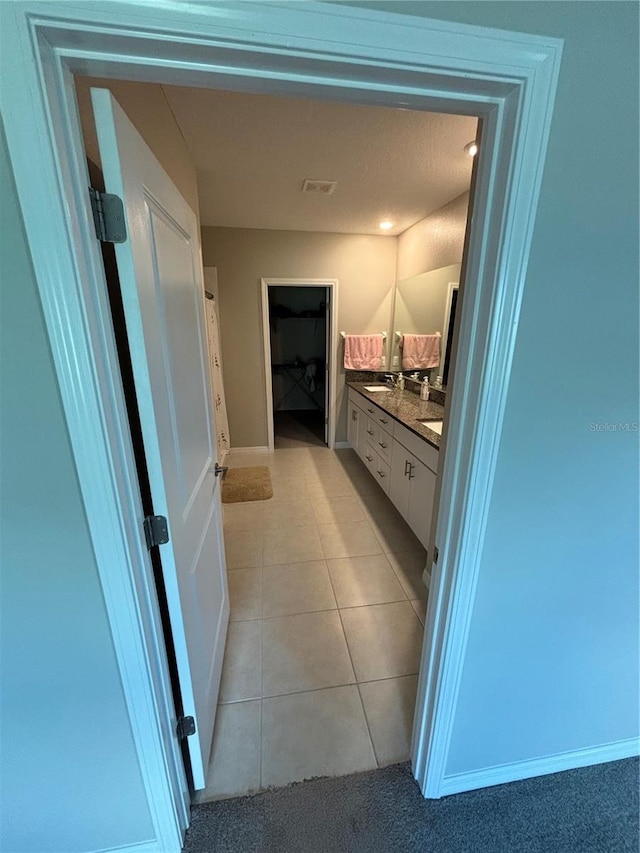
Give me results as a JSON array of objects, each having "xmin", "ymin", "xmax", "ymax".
[
  {"xmin": 349, "ymin": 388, "xmax": 368, "ymax": 411},
  {"xmin": 363, "ymin": 441, "xmax": 377, "ymax": 472},
  {"xmin": 375, "ymin": 428, "xmax": 392, "ymax": 464},
  {"xmin": 371, "ymin": 451, "xmax": 391, "ymax": 495},
  {"xmin": 362, "ymin": 399, "xmax": 379, "ymax": 419},
  {"xmin": 364, "ymin": 443, "xmax": 391, "ymax": 495},
  {"xmin": 393, "ymin": 419, "xmax": 439, "ymax": 474},
  {"xmin": 376, "ymin": 409, "xmax": 393, "ymax": 433},
  {"xmin": 364, "ymin": 416, "xmax": 378, "ymax": 444}
]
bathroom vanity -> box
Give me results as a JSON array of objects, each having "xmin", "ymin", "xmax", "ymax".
[{"xmin": 347, "ymin": 383, "xmax": 443, "ymax": 550}]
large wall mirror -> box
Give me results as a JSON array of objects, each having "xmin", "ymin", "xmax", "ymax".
[{"xmin": 391, "ymin": 263, "xmax": 461, "ymax": 387}]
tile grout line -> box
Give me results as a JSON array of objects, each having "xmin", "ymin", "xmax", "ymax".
[
  {"xmin": 324, "ymin": 562, "xmax": 377, "ymax": 764},
  {"xmin": 335, "ymin": 602, "xmax": 379, "ymax": 768},
  {"xmin": 259, "ymin": 559, "xmax": 265, "ymax": 789},
  {"xmin": 219, "ymin": 671, "xmax": 421, "ymax": 706},
  {"xmin": 356, "ymin": 681, "xmax": 381, "ymax": 768}
]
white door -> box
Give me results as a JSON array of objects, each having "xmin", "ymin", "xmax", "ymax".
[{"xmin": 92, "ymin": 88, "xmax": 229, "ymax": 789}]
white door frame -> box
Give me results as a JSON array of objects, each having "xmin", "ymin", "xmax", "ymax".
[
  {"xmin": 261, "ymin": 277, "xmax": 338, "ymax": 452},
  {"xmin": 0, "ymin": 2, "xmax": 562, "ymax": 848}
]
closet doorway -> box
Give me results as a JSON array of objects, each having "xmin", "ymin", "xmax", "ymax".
[{"xmin": 261, "ymin": 278, "xmax": 338, "ymax": 451}]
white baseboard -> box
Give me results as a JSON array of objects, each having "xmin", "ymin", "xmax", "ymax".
[
  {"xmin": 440, "ymin": 737, "xmax": 640, "ymax": 797},
  {"xmin": 229, "ymin": 446, "xmax": 270, "ymax": 454},
  {"xmin": 333, "ymin": 441, "xmax": 351, "ymax": 449}
]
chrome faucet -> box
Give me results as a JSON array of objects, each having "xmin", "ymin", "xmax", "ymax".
[{"xmin": 384, "ymin": 373, "xmax": 398, "ymax": 388}]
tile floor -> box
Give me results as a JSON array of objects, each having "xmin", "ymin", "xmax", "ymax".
[{"xmin": 195, "ymin": 445, "xmax": 429, "ymax": 803}]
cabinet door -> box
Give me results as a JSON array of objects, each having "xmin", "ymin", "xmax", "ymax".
[
  {"xmin": 347, "ymin": 404, "xmax": 359, "ymax": 452},
  {"xmin": 354, "ymin": 408, "xmax": 368, "ymax": 461},
  {"xmin": 407, "ymin": 457, "xmax": 437, "ymax": 549},
  {"xmin": 390, "ymin": 441, "xmax": 411, "ymax": 520}
]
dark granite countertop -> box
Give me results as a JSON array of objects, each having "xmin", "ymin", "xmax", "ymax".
[{"xmin": 347, "ymin": 381, "xmax": 444, "ymax": 449}]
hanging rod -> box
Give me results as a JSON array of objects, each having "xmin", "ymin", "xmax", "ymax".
[
  {"xmin": 340, "ymin": 331, "xmax": 387, "ymax": 340},
  {"xmin": 395, "ymin": 330, "xmax": 441, "ymax": 343}
]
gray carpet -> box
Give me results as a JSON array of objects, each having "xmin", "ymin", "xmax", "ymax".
[{"xmin": 182, "ymin": 758, "xmax": 639, "ymax": 852}]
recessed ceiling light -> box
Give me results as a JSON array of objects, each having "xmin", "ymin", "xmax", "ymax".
[
  {"xmin": 464, "ymin": 141, "xmax": 478, "ymax": 157},
  {"xmin": 379, "ymin": 220, "xmax": 394, "ymax": 230}
]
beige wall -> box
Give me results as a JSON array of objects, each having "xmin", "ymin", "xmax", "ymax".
[
  {"xmin": 74, "ymin": 76, "xmax": 200, "ymax": 217},
  {"xmin": 396, "ymin": 191, "xmax": 469, "ymax": 280},
  {"xmin": 202, "ymin": 227, "xmax": 397, "ymax": 447}
]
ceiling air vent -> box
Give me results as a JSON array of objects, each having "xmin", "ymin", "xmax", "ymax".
[{"xmin": 302, "ymin": 179, "xmax": 337, "ymax": 195}]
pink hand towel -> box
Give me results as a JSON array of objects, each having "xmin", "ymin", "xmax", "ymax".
[
  {"xmin": 401, "ymin": 334, "xmax": 440, "ymax": 370},
  {"xmin": 343, "ymin": 334, "xmax": 384, "ymax": 370}
]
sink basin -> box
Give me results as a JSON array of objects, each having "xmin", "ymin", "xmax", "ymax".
[
  {"xmin": 418, "ymin": 419, "xmax": 443, "ymax": 435},
  {"xmin": 363, "ymin": 385, "xmax": 390, "ymax": 392}
]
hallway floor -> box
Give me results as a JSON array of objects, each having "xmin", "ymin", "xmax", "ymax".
[
  {"xmin": 273, "ymin": 409, "xmax": 326, "ymax": 448},
  {"xmin": 184, "ymin": 759, "xmax": 640, "ymax": 853},
  {"xmin": 195, "ymin": 445, "xmax": 429, "ymax": 802}
]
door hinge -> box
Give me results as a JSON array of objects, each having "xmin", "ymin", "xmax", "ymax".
[
  {"xmin": 89, "ymin": 187, "xmax": 127, "ymax": 243},
  {"xmin": 143, "ymin": 515, "xmax": 170, "ymax": 549},
  {"xmin": 434, "ymin": 546, "xmax": 439, "ymax": 564},
  {"xmin": 176, "ymin": 715, "xmax": 196, "ymax": 740}
]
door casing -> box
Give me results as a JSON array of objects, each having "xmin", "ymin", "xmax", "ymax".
[
  {"xmin": 261, "ymin": 277, "xmax": 338, "ymax": 452},
  {"xmin": 0, "ymin": 3, "xmax": 563, "ymax": 850}
]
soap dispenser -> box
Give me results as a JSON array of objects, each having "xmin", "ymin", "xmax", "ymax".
[
  {"xmin": 420, "ymin": 376, "xmax": 430, "ymax": 401},
  {"xmin": 397, "ymin": 372, "xmax": 405, "ymax": 391}
]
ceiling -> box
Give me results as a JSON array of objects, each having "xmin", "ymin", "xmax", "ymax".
[{"xmin": 163, "ymin": 85, "xmax": 477, "ymax": 236}]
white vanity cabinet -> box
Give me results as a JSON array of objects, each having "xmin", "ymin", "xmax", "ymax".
[
  {"xmin": 390, "ymin": 441, "xmax": 436, "ymax": 548},
  {"xmin": 390, "ymin": 420, "xmax": 439, "ymax": 549},
  {"xmin": 347, "ymin": 388, "xmax": 439, "ymax": 548}
]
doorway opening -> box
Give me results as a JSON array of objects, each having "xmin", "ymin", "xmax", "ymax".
[
  {"xmin": 270, "ymin": 286, "xmax": 327, "ymax": 448},
  {"xmin": 80, "ymin": 78, "xmax": 471, "ymax": 801},
  {"xmin": 261, "ymin": 279, "xmax": 337, "ymax": 451}
]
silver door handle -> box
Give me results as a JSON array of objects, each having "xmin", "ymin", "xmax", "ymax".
[
  {"xmin": 378, "ymin": 442, "xmax": 387, "ymax": 449},
  {"xmin": 377, "ymin": 469, "xmax": 386, "ymax": 478},
  {"xmin": 408, "ymin": 463, "xmax": 415, "ymax": 480},
  {"xmin": 212, "ymin": 463, "xmax": 228, "ymax": 478}
]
